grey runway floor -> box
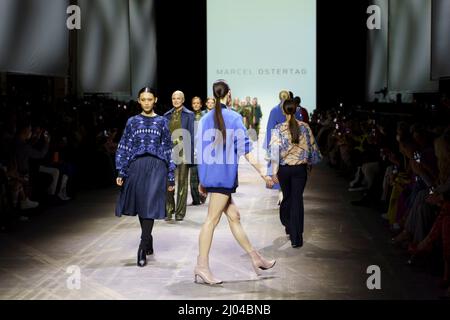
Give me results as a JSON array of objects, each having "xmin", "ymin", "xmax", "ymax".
[{"xmin": 0, "ymin": 162, "xmax": 445, "ymax": 300}]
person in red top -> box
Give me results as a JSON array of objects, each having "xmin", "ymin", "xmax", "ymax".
[{"xmin": 294, "ymin": 96, "xmax": 310, "ymax": 124}]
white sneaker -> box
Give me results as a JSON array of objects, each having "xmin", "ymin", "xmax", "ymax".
[{"xmin": 20, "ymin": 199, "xmax": 39, "ymax": 210}]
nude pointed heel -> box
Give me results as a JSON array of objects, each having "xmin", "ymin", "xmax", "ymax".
[
  {"xmin": 194, "ymin": 256, "xmax": 223, "ymax": 285},
  {"xmin": 249, "ymin": 250, "xmax": 276, "ymax": 275}
]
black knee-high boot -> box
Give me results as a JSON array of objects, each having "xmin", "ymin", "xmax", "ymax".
[{"xmin": 139, "ymin": 217, "xmax": 154, "ymax": 255}]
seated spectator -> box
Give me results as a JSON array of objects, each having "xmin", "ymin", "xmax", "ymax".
[
  {"xmin": 409, "ymin": 193, "xmax": 450, "ymax": 289},
  {"xmin": 406, "ymin": 131, "xmax": 450, "ymax": 285},
  {"xmin": 13, "ymin": 122, "xmax": 51, "ymax": 206},
  {"xmin": 379, "ymin": 123, "xmax": 415, "ymax": 230},
  {"xmin": 5, "ymin": 156, "xmax": 38, "ymax": 211},
  {"xmin": 393, "ymin": 126, "xmax": 441, "ymax": 244}
]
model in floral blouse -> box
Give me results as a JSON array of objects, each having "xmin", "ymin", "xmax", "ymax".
[{"xmin": 267, "ymin": 99, "xmax": 322, "ymax": 248}]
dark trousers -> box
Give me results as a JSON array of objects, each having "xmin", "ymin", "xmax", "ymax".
[
  {"xmin": 278, "ymin": 164, "xmax": 308, "ymax": 245},
  {"xmin": 138, "ymin": 217, "xmax": 154, "ymax": 251},
  {"xmin": 166, "ymin": 163, "xmax": 189, "ymax": 219},
  {"xmin": 190, "ymin": 165, "xmax": 201, "ymax": 205}
]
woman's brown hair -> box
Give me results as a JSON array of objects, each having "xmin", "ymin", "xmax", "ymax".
[
  {"xmin": 212, "ymin": 80, "xmax": 229, "ymax": 142},
  {"xmin": 282, "ymin": 99, "xmax": 300, "ymax": 144}
]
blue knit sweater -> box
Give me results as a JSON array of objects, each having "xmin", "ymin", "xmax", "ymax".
[{"xmin": 115, "ymin": 114, "xmax": 176, "ymax": 185}]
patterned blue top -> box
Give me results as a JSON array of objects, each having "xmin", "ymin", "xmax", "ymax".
[
  {"xmin": 268, "ymin": 121, "xmax": 322, "ymax": 167},
  {"xmin": 116, "ymin": 114, "xmax": 176, "ymax": 185}
]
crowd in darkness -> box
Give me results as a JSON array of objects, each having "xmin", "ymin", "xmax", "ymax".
[
  {"xmin": 2, "ymin": 86, "xmax": 450, "ymax": 290},
  {"xmin": 0, "ymin": 94, "xmax": 144, "ymax": 228},
  {"xmin": 310, "ymin": 93, "xmax": 450, "ymax": 289},
  {"xmin": 0, "ymin": 92, "xmax": 263, "ymax": 229}
]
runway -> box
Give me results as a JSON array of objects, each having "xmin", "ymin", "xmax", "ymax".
[{"xmin": 0, "ymin": 159, "xmax": 443, "ymax": 300}]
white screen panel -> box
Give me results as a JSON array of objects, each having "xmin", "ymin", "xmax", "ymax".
[
  {"xmin": 0, "ymin": 0, "xmax": 69, "ymax": 76},
  {"xmin": 78, "ymin": 0, "xmax": 131, "ymax": 94},
  {"xmin": 207, "ymin": 0, "xmax": 316, "ymax": 129},
  {"xmin": 431, "ymin": 0, "xmax": 450, "ymax": 79},
  {"xmin": 366, "ymin": 0, "xmax": 389, "ymax": 102},
  {"xmin": 389, "ymin": 0, "xmax": 438, "ymax": 93},
  {"xmin": 129, "ymin": 0, "xmax": 157, "ymax": 98}
]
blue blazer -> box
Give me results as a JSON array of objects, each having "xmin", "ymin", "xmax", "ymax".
[{"xmin": 164, "ymin": 106, "xmax": 195, "ymax": 165}]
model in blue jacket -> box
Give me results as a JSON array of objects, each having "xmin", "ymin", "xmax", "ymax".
[{"xmin": 193, "ymin": 80, "xmax": 276, "ymax": 286}]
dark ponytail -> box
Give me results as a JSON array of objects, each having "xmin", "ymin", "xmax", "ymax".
[
  {"xmin": 138, "ymin": 87, "xmax": 157, "ymax": 98},
  {"xmin": 213, "ymin": 80, "xmax": 229, "ymax": 143},
  {"xmin": 282, "ymin": 99, "xmax": 300, "ymax": 144}
]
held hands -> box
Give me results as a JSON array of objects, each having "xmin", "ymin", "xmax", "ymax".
[
  {"xmin": 168, "ymin": 185, "xmax": 175, "ymax": 192},
  {"xmin": 272, "ymin": 174, "xmax": 279, "ymax": 185},
  {"xmin": 264, "ymin": 176, "xmax": 274, "ymax": 188},
  {"xmin": 264, "ymin": 166, "xmax": 311, "ymax": 188}
]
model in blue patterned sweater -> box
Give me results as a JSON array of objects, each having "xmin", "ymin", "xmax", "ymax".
[{"xmin": 115, "ymin": 87, "xmax": 176, "ymax": 267}]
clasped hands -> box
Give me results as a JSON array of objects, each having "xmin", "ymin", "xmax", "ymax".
[
  {"xmin": 264, "ymin": 175, "xmax": 278, "ymax": 188},
  {"xmin": 264, "ymin": 165, "xmax": 312, "ymax": 188}
]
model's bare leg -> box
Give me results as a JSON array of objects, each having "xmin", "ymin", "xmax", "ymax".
[
  {"xmin": 223, "ymin": 197, "xmax": 253, "ymax": 253},
  {"xmin": 224, "ymin": 197, "xmax": 276, "ymax": 275},
  {"xmin": 195, "ymin": 193, "xmax": 229, "ymax": 285}
]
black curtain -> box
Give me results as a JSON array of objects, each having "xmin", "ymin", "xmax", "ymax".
[{"xmin": 155, "ymin": 0, "xmax": 207, "ymax": 113}]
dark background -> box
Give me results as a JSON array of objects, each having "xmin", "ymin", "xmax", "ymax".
[
  {"xmin": 154, "ymin": 0, "xmax": 207, "ymax": 110},
  {"xmin": 154, "ymin": 0, "xmax": 369, "ymax": 111}
]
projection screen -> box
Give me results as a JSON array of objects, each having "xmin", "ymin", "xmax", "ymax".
[
  {"xmin": 0, "ymin": 0, "xmax": 69, "ymax": 77},
  {"xmin": 431, "ymin": 0, "xmax": 450, "ymax": 79},
  {"xmin": 207, "ymin": 0, "xmax": 316, "ymax": 129},
  {"xmin": 129, "ymin": 0, "xmax": 157, "ymax": 98},
  {"xmin": 366, "ymin": 0, "xmax": 388, "ymax": 102},
  {"xmin": 78, "ymin": 0, "xmax": 131, "ymax": 94},
  {"xmin": 388, "ymin": 0, "xmax": 438, "ymax": 93}
]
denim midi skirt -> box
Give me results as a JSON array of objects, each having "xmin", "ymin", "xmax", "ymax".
[{"xmin": 115, "ymin": 155, "xmax": 167, "ymax": 220}]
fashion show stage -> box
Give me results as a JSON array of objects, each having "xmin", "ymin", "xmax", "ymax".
[{"xmin": 0, "ymin": 161, "xmax": 441, "ymax": 300}]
